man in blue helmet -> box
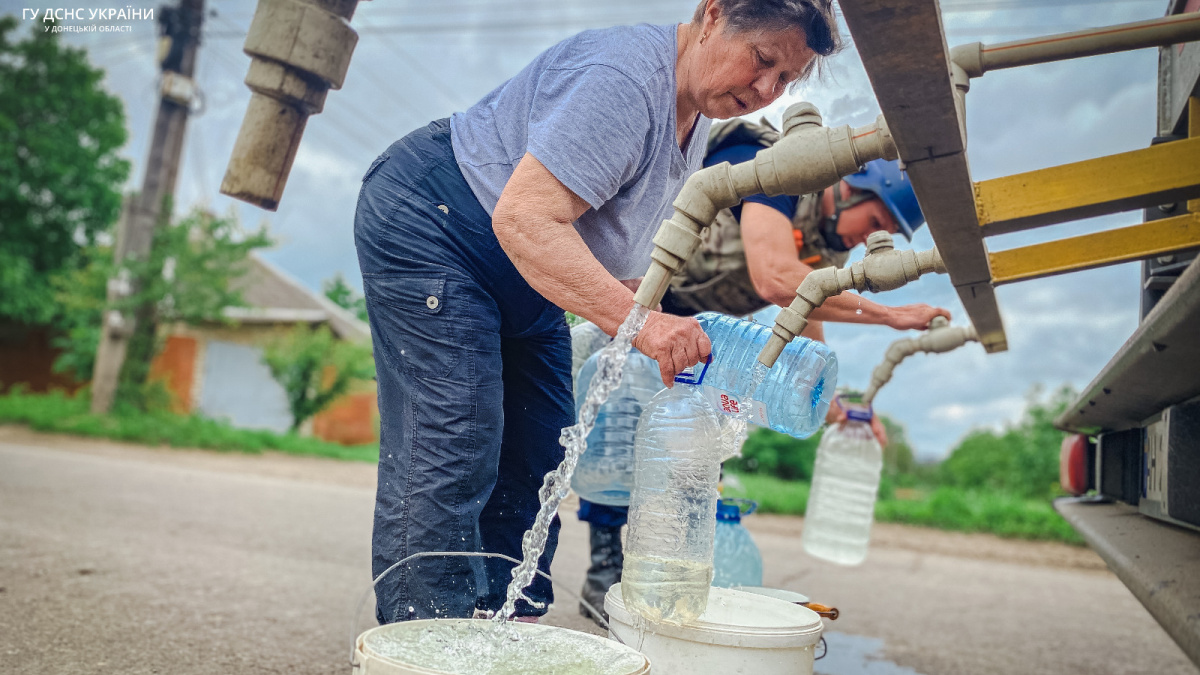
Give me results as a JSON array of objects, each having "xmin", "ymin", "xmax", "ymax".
[
  {"xmin": 573, "ymin": 118, "xmax": 950, "ymax": 624},
  {"xmin": 660, "ymin": 118, "xmax": 946, "ymax": 342}
]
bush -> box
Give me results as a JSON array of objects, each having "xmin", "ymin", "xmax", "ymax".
[
  {"xmin": 939, "ymin": 386, "xmax": 1075, "ymax": 500},
  {"xmin": 723, "ymin": 472, "xmax": 811, "ymax": 515},
  {"xmin": 725, "ymin": 426, "xmax": 822, "ymax": 481},
  {"xmin": 727, "ymin": 413, "xmax": 914, "ymax": 484},
  {"xmin": 724, "ymin": 471, "xmax": 1083, "ymax": 544},
  {"xmin": 0, "ymin": 389, "xmax": 378, "ymax": 462},
  {"xmin": 261, "ymin": 325, "xmax": 375, "ymax": 432},
  {"xmin": 875, "ymin": 486, "xmax": 1083, "ymax": 544}
]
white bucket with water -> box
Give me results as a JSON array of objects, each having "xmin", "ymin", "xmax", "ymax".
[
  {"xmin": 605, "ymin": 584, "xmax": 824, "ymax": 675},
  {"xmin": 352, "ymin": 618, "xmax": 652, "ymax": 675}
]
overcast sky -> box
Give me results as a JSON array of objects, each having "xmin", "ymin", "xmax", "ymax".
[{"xmin": 1, "ymin": 0, "xmax": 1176, "ymax": 460}]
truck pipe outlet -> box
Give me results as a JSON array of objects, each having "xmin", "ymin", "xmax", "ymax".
[
  {"xmin": 632, "ymin": 102, "xmax": 899, "ymax": 310},
  {"xmin": 861, "ymin": 316, "xmax": 980, "ymax": 405},
  {"xmin": 220, "ymin": 0, "xmax": 361, "ymax": 210},
  {"xmin": 757, "ymin": 231, "xmax": 948, "ymax": 368},
  {"xmin": 949, "ymin": 13, "xmax": 1200, "ymax": 79}
]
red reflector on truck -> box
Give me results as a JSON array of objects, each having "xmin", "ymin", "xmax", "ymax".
[{"xmin": 1060, "ymin": 434, "xmax": 1092, "ymax": 496}]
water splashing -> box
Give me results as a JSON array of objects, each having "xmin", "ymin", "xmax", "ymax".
[
  {"xmin": 722, "ymin": 361, "xmax": 770, "ymax": 453},
  {"xmin": 496, "ymin": 304, "xmax": 651, "ymax": 621}
]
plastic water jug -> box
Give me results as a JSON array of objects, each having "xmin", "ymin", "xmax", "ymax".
[
  {"xmin": 694, "ymin": 312, "xmax": 838, "ymax": 439},
  {"xmin": 570, "ymin": 348, "xmax": 662, "ymax": 506},
  {"xmin": 712, "ymin": 498, "xmax": 763, "ymax": 588},
  {"xmin": 623, "ymin": 382, "xmax": 722, "ymax": 625},
  {"xmin": 802, "ymin": 402, "xmax": 883, "ymax": 565},
  {"xmin": 570, "ymin": 321, "xmax": 611, "ymax": 381}
]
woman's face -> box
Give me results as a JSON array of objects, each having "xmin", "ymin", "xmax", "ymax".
[{"xmin": 687, "ymin": 22, "xmax": 817, "ymax": 119}]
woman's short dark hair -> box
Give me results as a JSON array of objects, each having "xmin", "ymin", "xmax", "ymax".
[{"xmin": 692, "ymin": 0, "xmax": 843, "ymax": 79}]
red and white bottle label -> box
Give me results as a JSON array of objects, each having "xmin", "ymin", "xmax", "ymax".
[{"xmin": 701, "ymin": 387, "xmax": 770, "ymax": 427}]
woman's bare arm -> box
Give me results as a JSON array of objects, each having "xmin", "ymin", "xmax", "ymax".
[{"xmin": 493, "ymin": 153, "xmax": 711, "ymax": 384}]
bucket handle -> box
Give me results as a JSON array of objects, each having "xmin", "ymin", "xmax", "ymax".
[{"xmin": 350, "ymin": 550, "xmax": 621, "ymax": 668}]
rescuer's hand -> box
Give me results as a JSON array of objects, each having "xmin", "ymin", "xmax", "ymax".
[
  {"xmin": 827, "ymin": 405, "xmax": 889, "ymax": 447},
  {"xmin": 885, "ymin": 303, "xmax": 951, "ymax": 331},
  {"xmin": 633, "ymin": 312, "xmax": 712, "ymax": 387}
]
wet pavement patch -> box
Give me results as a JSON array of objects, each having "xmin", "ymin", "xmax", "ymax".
[{"xmin": 816, "ymin": 632, "xmax": 925, "ymax": 675}]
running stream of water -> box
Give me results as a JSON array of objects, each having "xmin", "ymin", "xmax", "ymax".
[{"xmin": 496, "ymin": 305, "xmax": 651, "ymax": 621}]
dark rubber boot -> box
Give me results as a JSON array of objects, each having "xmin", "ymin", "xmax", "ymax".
[{"xmin": 579, "ymin": 523, "xmax": 623, "ymax": 626}]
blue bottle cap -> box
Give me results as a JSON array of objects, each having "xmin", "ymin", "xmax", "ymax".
[
  {"xmin": 715, "ymin": 500, "xmax": 742, "ymax": 522},
  {"xmin": 716, "ymin": 498, "xmax": 758, "ymax": 522},
  {"xmin": 846, "ymin": 408, "xmax": 873, "ymax": 422}
]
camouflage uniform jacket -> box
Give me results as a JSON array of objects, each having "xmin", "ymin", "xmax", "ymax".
[{"xmin": 667, "ymin": 119, "xmax": 850, "ymax": 316}]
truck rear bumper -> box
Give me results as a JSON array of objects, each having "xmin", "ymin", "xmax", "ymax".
[{"xmin": 1056, "ymin": 497, "xmax": 1200, "ymax": 667}]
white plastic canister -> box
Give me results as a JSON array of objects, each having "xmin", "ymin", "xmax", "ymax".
[
  {"xmin": 352, "ymin": 619, "xmax": 651, "ymax": 675},
  {"xmin": 735, "ymin": 586, "xmax": 810, "ymax": 604},
  {"xmin": 605, "ymin": 584, "xmax": 824, "ymax": 675}
]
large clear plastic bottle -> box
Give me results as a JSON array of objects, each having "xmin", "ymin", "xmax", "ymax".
[
  {"xmin": 802, "ymin": 404, "xmax": 883, "ymax": 565},
  {"xmin": 623, "ymin": 383, "xmax": 722, "ymax": 625},
  {"xmin": 712, "ymin": 498, "xmax": 763, "ymax": 588},
  {"xmin": 570, "ymin": 321, "xmax": 611, "ymax": 381},
  {"xmin": 694, "ymin": 312, "xmax": 838, "ymax": 439},
  {"xmin": 569, "ymin": 348, "xmax": 663, "ymax": 505}
]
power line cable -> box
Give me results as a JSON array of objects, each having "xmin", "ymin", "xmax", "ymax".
[
  {"xmin": 344, "ymin": 56, "xmax": 434, "ymax": 121},
  {"xmin": 361, "ymin": 29, "xmax": 470, "ymax": 111}
]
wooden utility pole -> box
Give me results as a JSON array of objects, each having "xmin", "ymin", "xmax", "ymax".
[{"xmin": 90, "ymin": 0, "xmax": 205, "ymax": 414}]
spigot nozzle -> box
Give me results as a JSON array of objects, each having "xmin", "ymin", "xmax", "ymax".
[
  {"xmin": 865, "ymin": 231, "xmax": 894, "ymax": 256},
  {"xmin": 781, "ymin": 102, "xmax": 823, "ymax": 137}
]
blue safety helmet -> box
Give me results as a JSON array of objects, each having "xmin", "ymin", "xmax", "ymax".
[{"xmin": 842, "ymin": 159, "xmax": 925, "ymax": 241}]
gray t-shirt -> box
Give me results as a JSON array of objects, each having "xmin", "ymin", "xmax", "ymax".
[{"xmin": 450, "ymin": 23, "xmax": 711, "ymax": 281}]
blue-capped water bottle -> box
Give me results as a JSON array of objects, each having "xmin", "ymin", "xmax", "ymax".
[
  {"xmin": 569, "ymin": 347, "xmax": 662, "ymax": 506},
  {"xmin": 712, "ymin": 498, "xmax": 764, "ymax": 588},
  {"xmin": 570, "ymin": 321, "xmax": 611, "ymax": 381},
  {"xmin": 802, "ymin": 398, "xmax": 883, "ymax": 566},
  {"xmin": 694, "ymin": 312, "xmax": 838, "ymax": 439}
]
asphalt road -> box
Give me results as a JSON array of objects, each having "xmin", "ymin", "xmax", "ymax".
[{"xmin": 1, "ymin": 427, "xmax": 1196, "ymax": 675}]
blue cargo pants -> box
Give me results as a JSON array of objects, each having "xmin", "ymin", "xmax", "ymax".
[{"xmin": 354, "ymin": 119, "xmax": 572, "ymax": 623}]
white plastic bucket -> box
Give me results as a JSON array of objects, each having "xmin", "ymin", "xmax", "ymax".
[
  {"xmin": 735, "ymin": 586, "xmax": 810, "ymax": 604},
  {"xmin": 605, "ymin": 584, "xmax": 824, "ymax": 675},
  {"xmin": 352, "ymin": 618, "xmax": 652, "ymax": 675}
]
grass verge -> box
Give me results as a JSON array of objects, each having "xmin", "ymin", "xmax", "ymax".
[
  {"xmin": 724, "ymin": 471, "xmax": 1083, "ymax": 545},
  {"xmin": 0, "ymin": 390, "xmax": 378, "ymax": 462}
]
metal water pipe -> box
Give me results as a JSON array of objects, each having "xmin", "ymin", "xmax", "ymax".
[
  {"xmin": 948, "ymin": 13, "xmax": 1200, "ymax": 152},
  {"xmin": 758, "ymin": 231, "xmax": 947, "ymax": 368},
  {"xmin": 632, "ymin": 102, "xmax": 898, "ymax": 309},
  {"xmin": 861, "ymin": 316, "xmax": 979, "ymax": 406},
  {"xmin": 220, "ymin": 0, "xmax": 363, "ymax": 210},
  {"xmin": 950, "ymin": 12, "xmax": 1200, "ymax": 79}
]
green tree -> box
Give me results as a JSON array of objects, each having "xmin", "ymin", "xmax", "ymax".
[
  {"xmin": 323, "ymin": 273, "xmax": 368, "ymax": 323},
  {"xmin": 261, "ymin": 325, "xmax": 375, "ymax": 432},
  {"xmin": 938, "ymin": 385, "xmax": 1076, "ymax": 499},
  {"xmin": 880, "ymin": 415, "xmax": 917, "ymax": 479},
  {"xmin": 728, "ymin": 427, "xmax": 823, "ymax": 481},
  {"xmin": 52, "ymin": 209, "xmax": 272, "ymax": 407},
  {"xmin": 728, "ymin": 412, "xmax": 912, "ymax": 482},
  {"xmin": 0, "ymin": 17, "xmax": 130, "ymax": 324}
]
